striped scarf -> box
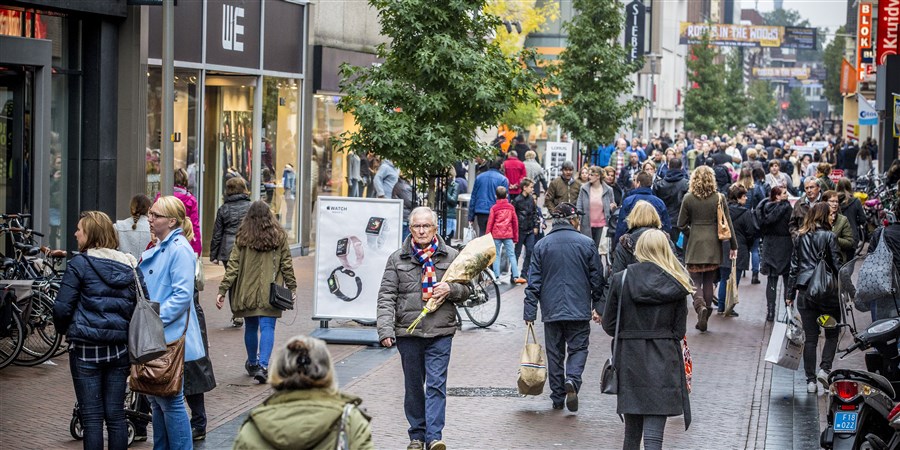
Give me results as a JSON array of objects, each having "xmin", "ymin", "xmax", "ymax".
[{"xmin": 411, "ymin": 236, "xmax": 439, "ymax": 301}]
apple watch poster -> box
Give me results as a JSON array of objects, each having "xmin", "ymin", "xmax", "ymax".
[{"xmin": 313, "ymin": 197, "xmax": 403, "ymax": 321}]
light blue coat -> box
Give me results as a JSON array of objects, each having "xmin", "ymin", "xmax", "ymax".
[{"xmin": 140, "ymin": 228, "xmax": 205, "ymax": 362}]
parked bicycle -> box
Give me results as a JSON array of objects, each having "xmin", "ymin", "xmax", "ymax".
[{"xmin": 456, "ymin": 269, "xmax": 501, "ymax": 328}]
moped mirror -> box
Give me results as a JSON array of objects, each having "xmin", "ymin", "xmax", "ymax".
[{"xmin": 817, "ymin": 315, "xmax": 838, "ymax": 329}]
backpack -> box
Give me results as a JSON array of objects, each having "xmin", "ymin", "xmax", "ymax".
[{"xmin": 856, "ymin": 229, "xmax": 899, "ymax": 306}]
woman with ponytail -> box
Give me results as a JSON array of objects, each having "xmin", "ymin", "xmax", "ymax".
[{"xmin": 114, "ymin": 194, "xmax": 152, "ymax": 260}]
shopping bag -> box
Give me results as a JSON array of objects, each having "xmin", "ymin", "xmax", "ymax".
[
  {"xmin": 764, "ymin": 310, "xmax": 804, "ymax": 370},
  {"xmin": 128, "ymin": 268, "xmax": 167, "ymax": 364},
  {"xmin": 517, "ymin": 323, "xmax": 547, "ymax": 396},
  {"xmin": 724, "ymin": 260, "xmax": 739, "ymax": 315},
  {"xmin": 462, "ymin": 225, "xmax": 476, "ymax": 245}
]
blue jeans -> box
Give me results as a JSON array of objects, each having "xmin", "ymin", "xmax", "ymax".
[
  {"xmin": 69, "ymin": 352, "xmax": 130, "ymax": 450},
  {"xmin": 750, "ymin": 238, "xmax": 760, "ymax": 274},
  {"xmin": 148, "ymin": 386, "xmax": 192, "ymax": 450},
  {"xmin": 244, "ymin": 316, "xmax": 276, "ymax": 368},
  {"xmin": 493, "ymin": 238, "xmax": 519, "ymax": 279},
  {"xmin": 514, "ymin": 232, "xmax": 536, "ymax": 278},
  {"xmin": 717, "ymin": 266, "xmax": 741, "ymax": 312},
  {"xmin": 396, "ymin": 335, "xmax": 453, "ymax": 443}
]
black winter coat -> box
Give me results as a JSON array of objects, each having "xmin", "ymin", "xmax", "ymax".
[
  {"xmin": 524, "ymin": 224, "xmax": 606, "ymax": 322},
  {"xmin": 841, "ymin": 197, "xmax": 866, "ymax": 244},
  {"xmin": 757, "ymin": 199, "xmax": 793, "ymax": 276},
  {"xmin": 652, "ymin": 170, "xmax": 689, "ymax": 225},
  {"xmin": 512, "ymin": 193, "xmax": 540, "ymax": 234},
  {"xmin": 787, "ymin": 228, "xmax": 841, "ymax": 302},
  {"xmin": 53, "ymin": 253, "xmax": 144, "ymax": 345},
  {"xmin": 602, "ymin": 262, "xmax": 691, "ymax": 428},
  {"xmin": 721, "ymin": 203, "xmax": 758, "ymax": 270},
  {"xmin": 210, "ymin": 193, "xmax": 251, "ymax": 262}
]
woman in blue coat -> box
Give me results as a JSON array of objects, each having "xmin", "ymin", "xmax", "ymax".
[
  {"xmin": 54, "ymin": 211, "xmax": 145, "ymax": 450},
  {"xmin": 140, "ymin": 196, "xmax": 205, "ymax": 450}
]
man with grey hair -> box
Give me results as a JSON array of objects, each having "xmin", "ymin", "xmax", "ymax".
[
  {"xmin": 611, "ymin": 138, "xmax": 629, "ymax": 178},
  {"xmin": 545, "ymin": 161, "xmax": 581, "ymax": 213},
  {"xmin": 524, "ymin": 202, "xmax": 605, "ymax": 412},
  {"xmin": 377, "ymin": 206, "xmax": 472, "ymax": 450}
]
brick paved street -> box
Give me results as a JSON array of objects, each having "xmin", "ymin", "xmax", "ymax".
[{"xmin": 0, "ymin": 255, "xmax": 875, "ymax": 449}]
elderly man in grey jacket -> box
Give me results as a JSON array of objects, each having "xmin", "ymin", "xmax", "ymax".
[{"xmin": 377, "ymin": 207, "xmax": 472, "ymax": 450}]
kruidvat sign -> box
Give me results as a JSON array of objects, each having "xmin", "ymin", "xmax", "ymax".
[
  {"xmin": 877, "ymin": 0, "xmax": 900, "ymax": 65},
  {"xmin": 624, "ymin": 0, "xmax": 645, "ymax": 63}
]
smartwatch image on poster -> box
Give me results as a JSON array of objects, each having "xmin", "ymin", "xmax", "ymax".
[
  {"xmin": 365, "ymin": 216, "xmax": 388, "ymax": 249},
  {"xmin": 327, "ymin": 266, "xmax": 363, "ymax": 302},
  {"xmin": 336, "ymin": 236, "xmax": 364, "ymax": 269}
]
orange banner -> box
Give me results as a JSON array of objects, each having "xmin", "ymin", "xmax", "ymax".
[{"xmin": 841, "ymin": 59, "xmax": 857, "ymax": 94}]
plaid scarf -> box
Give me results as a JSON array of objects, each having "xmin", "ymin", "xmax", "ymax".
[{"xmin": 411, "ymin": 236, "xmax": 439, "ymax": 301}]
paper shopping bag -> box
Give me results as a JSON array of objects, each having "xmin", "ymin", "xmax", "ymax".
[
  {"xmin": 517, "ymin": 323, "xmax": 547, "ymax": 396},
  {"xmin": 764, "ymin": 313, "xmax": 804, "ymax": 370},
  {"xmin": 725, "ymin": 260, "xmax": 739, "ymax": 315}
]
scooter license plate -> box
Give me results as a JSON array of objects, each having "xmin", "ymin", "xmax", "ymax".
[{"xmin": 833, "ymin": 412, "xmax": 858, "ymax": 433}]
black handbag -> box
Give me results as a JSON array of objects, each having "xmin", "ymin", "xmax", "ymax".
[
  {"xmin": 268, "ymin": 253, "xmax": 294, "ymax": 311},
  {"xmin": 601, "ymin": 270, "xmax": 627, "ymax": 395},
  {"xmin": 806, "ymin": 246, "xmax": 837, "ymax": 306}
]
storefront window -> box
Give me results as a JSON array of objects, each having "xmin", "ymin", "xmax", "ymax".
[
  {"xmin": 146, "ymin": 68, "xmax": 200, "ymax": 196},
  {"xmin": 262, "ymin": 77, "xmax": 300, "ymax": 244},
  {"xmin": 312, "ymin": 94, "xmax": 361, "ymax": 198}
]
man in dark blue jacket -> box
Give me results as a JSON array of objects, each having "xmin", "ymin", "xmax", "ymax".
[
  {"xmin": 468, "ymin": 158, "xmax": 509, "ymax": 236},
  {"xmin": 524, "ymin": 202, "xmax": 605, "ymax": 413},
  {"xmin": 614, "ymin": 172, "xmax": 672, "ymax": 244}
]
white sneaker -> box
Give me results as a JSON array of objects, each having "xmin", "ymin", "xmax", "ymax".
[
  {"xmin": 816, "ymin": 369, "xmax": 831, "ymax": 389},
  {"xmin": 807, "ymin": 381, "xmax": 817, "ymax": 393}
]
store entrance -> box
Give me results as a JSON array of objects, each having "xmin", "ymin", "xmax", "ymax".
[
  {"xmin": 200, "ymin": 75, "xmax": 255, "ymax": 254},
  {"xmin": 0, "ymin": 66, "xmax": 34, "ymax": 253}
]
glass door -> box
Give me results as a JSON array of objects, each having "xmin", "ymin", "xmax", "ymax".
[{"xmin": 0, "ymin": 66, "xmax": 34, "ymax": 254}]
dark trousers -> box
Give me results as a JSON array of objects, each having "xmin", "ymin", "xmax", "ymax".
[
  {"xmin": 514, "ymin": 232, "xmax": 536, "ymax": 277},
  {"xmin": 766, "ymin": 274, "xmax": 790, "ymax": 308},
  {"xmin": 798, "ymin": 295, "xmax": 841, "ymax": 382},
  {"xmin": 396, "ymin": 335, "xmax": 453, "ymax": 443},
  {"xmin": 475, "ymin": 214, "xmax": 490, "ymax": 237},
  {"xmin": 543, "ymin": 320, "xmax": 591, "ymax": 405},
  {"xmin": 623, "ymin": 414, "xmax": 667, "ymax": 450},
  {"xmin": 186, "ymin": 393, "xmax": 206, "ymax": 430},
  {"xmin": 69, "ymin": 352, "xmax": 130, "ymax": 450}
]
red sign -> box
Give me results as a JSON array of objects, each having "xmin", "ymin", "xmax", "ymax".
[
  {"xmin": 858, "ymin": 2, "xmax": 873, "ymax": 80},
  {"xmin": 878, "ymin": 0, "xmax": 900, "ymax": 65},
  {"xmin": 830, "ymin": 169, "xmax": 844, "ymax": 184}
]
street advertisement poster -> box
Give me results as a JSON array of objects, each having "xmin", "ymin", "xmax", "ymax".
[
  {"xmin": 679, "ymin": 23, "xmax": 816, "ymax": 49},
  {"xmin": 877, "ymin": 0, "xmax": 900, "ymax": 65},
  {"xmin": 752, "ymin": 67, "xmax": 810, "ymax": 79},
  {"xmin": 313, "ymin": 197, "xmax": 403, "ymax": 321},
  {"xmin": 544, "ymin": 141, "xmax": 573, "ymax": 179}
]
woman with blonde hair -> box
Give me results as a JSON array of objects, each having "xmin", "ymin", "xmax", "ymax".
[
  {"xmin": 678, "ymin": 166, "xmax": 737, "ymax": 332},
  {"xmin": 609, "ymin": 200, "xmax": 666, "ymax": 275},
  {"xmin": 234, "ymin": 336, "xmax": 373, "ymax": 449},
  {"xmin": 139, "ymin": 196, "xmax": 206, "ymax": 448},
  {"xmin": 603, "ymin": 229, "xmax": 692, "ymax": 450}
]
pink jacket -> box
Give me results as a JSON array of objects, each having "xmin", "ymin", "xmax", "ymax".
[{"xmin": 486, "ymin": 199, "xmax": 519, "ymax": 242}]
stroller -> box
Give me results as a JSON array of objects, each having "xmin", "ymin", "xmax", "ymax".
[{"xmin": 70, "ymin": 384, "xmax": 151, "ymax": 446}]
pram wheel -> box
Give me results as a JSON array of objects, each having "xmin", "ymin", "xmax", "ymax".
[
  {"xmin": 69, "ymin": 415, "xmax": 83, "ymax": 440},
  {"xmin": 127, "ymin": 420, "xmax": 135, "ymax": 447}
]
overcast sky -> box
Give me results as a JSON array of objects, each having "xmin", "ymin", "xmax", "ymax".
[{"xmin": 742, "ymin": 0, "xmax": 850, "ymax": 32}]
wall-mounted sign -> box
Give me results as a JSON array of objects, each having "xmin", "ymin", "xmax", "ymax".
[
  {"xmin": 678, "ymin": 23, "xmax": 816, "ymax": 49},
  {"xmin": 624, "ymin": 0, "xmax": 646, "ymax": 63},
  {"xmin": 858, "ymin": 2, "xmax": 873, "ymax": 80},
  {"xmin": 752, "ymin": 67, "xmax": 810, "ymax": 79},
  {"xmin": 878, "ymin": 0, "xmax": 900, "ymax": 65},
  {"xmin": 858, "ymin": 94, "xmax": 878, "ymax": 126}
]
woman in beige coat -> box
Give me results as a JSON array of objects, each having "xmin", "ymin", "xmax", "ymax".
[
  {"xmin": 678, "ymin": 166, "xmax": 737, "ymax": 333},
  {"xmin": 217, "ymin": 201, "xmax": 297, "ymax": 383}
]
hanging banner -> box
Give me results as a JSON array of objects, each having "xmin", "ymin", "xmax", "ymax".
[
  {"xmin": 752, "ymin": 67, "xmax": 810, "ymax": 79},
  {"xmin": 624, "ymin": 0, "xmax": 646, "ymax": 63},
  {"xmin": 840, "ymin": 59, "xmax": 858, "ymax": 94},
  {"xmin": 544, "ymin": 141, "xmax": 573, "ymax": 179},
  {"xmin": 858, "ymin": 2, "xmax": 873, "ymax": 80},
  {"xmin": 678, "ymin": 23, "xmax": 816, "ymax": 49},
  {"xmin": 877, "ymin": 0, "xmax": 900, "ymax": 66},
  {"xmin": 858, "ymin": 94, "xmax": 878, "ymax": 126},
  {"xmin": 313, "ymin": 197, "xmax": 403, "ymax": 321}
]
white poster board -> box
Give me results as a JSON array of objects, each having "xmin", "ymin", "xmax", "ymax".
[
  {"xmin": 544, "ymin": 141, "xmax": 573, "ymax": 179},
  {"xmin": 313, "ymin": 197, "xmax": 403, "ymax": 321}
]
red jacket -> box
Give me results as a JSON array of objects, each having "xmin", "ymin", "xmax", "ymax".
[
  {"xmin": 503, "ymin": 156, "xmax": 527, "ymax": 195},
  {"xmin": 486, "ymin": 199, "xmax": 519, "ymax": 242}
]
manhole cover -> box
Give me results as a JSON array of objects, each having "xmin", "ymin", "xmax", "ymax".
[{"xmin": 447, "ymin": 387, "xmax": 522, "ymax": 397}]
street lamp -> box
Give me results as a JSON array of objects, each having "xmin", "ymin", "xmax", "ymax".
[{"xmin": 645, "ymin": 53, "xmax": 662, "ymax": 138}]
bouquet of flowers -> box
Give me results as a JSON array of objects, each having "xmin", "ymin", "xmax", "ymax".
[{"xmin": 406, "ymin": 234, "xmax": 496, "ymax": 333}]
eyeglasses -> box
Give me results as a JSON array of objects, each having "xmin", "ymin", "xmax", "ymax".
[
  {"xmin": 804, "ymin": 186, "xmax": 817, "ymax": 190},
  {"xmin": 148, "ymin": 211, "xmax": 169, "ymax": 220},
  {"xmin": 410, "ymin": 224, "xmax": 434, "ymax": 231}
]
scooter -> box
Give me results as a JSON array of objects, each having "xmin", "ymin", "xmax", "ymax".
[{"xmin": 817, "ymin": 257, "xmax": 900, "ymax": 450}]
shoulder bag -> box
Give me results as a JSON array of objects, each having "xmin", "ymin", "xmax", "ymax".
[
  {"xmin": 129, "ymin": 312, "xmax": 189, "ymax": 397},
  {"xmin": 601, "ymin": 269, "xmax": 627, "ymax": 395},
  {"xmin": 269, "ymin": 250, "xmax": 294, "ymax": 311},
  {"xmin": 128, "ymin": 267, "xmax": 167, "ymax": 364},
  {"xmin": 857, "ymin": 231, "xmax": 899, "ymax": 305},
  {"xmin": 717, "ymin": 193, "xmax": 732, "ymax": 241},
  {"xmin": 806, "ymin": 242, "xmax": 838, "ymax": 306}
]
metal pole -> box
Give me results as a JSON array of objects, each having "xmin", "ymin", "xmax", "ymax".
[
  {"xmin": 252, "ymin": 76, "xmax": 263, "ymax": 201},
  {"xmin": 160, "ymin": 0, "xmax": 174, "ymax": 196}
]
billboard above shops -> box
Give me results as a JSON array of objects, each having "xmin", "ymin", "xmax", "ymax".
[
  {"xmin": 752, "ymin": 67, "xmax": 811, "ymax": 79},
  {"xmin": 679, "ymin": 22, "xmax": 817, "ymax": 49}
]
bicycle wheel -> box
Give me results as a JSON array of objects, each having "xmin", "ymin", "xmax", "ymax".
[
  {"xmin": 0, "ymin": 311, "xmax": 24, "ymax": 370},
  {"xmin": 14, "ymin": 292, "xmax": 62, "ymax": 366},
  {"xmin": 462, "ymin": 270, "xmax": 500, "ymax": 328}
]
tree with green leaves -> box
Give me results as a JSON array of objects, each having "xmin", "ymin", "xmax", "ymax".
[
  {"xmin": 544, "ymin": 0, "xmax": 642, "ymax": 150},
  {"xmin": 746, "ymin": 80, "xmax": 776, "ymax": 127},
  {"xmin": 335, "ymin": 0, "xmax": 540, "ymax": 179},
  {"xmin": 786, "ymin": 87, "xmax": 809, "ymax": 120},
  {"xmin": 723, "ymin": 49, "xmax": 747, "ymax": 131},
  {"xmin": 684, "ymin": 32, "xmax": 726, "ymax": 135},
  {"xmin": 823, "ymin": 26, "xmax": 846, "ymax": 116}
]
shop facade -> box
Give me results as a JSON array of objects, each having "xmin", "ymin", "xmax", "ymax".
[{"xmin": 143, "ymin": 0, "xmax": 310, "ymax": 253}]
